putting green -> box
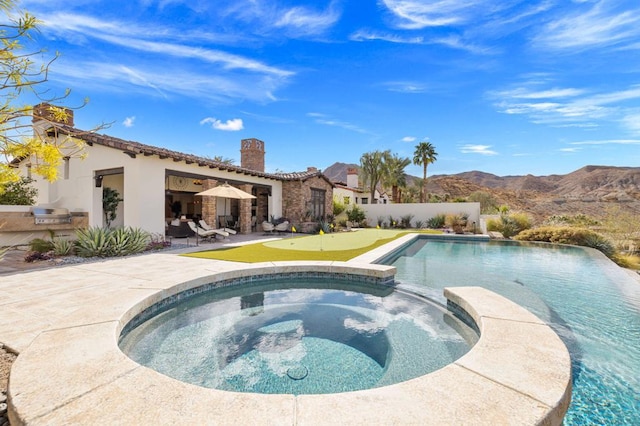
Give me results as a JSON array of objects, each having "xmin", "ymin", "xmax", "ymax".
[
  {"xmin": 264, "ymin": 229, "xmax": 405, "ymax": 251},
  {"xmin": 183, "ymin": 229, "xmax": 441, "ymax": 263}
]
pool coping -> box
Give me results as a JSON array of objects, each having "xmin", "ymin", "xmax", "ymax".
[{"xmin": 8, "ymin": 261, "xmax": 572, "ymax": 425}]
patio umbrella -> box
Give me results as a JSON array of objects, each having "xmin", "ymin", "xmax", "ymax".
[{"xmin": 195, "ymin": 182, "xmax": 256, "ymax": 226}]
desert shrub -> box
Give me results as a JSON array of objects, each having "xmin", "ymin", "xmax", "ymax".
[
  {"xmin": 544, "ymin": 214, "xmax": 599, "ymax": 227},
  {"xmin": 346, "ymin": 205, "xmax": 366, "ymax": 225},
  {"xmin": 399, "ymin": 214, "xmax": 414, "ymax": 229},
  {"xmin": 377, "ymin": 216, "xmax": 385, "ymax": 227},
  {"xmin": 426, "ymin": 214, "xmax": 445, "ymax": 229},
  {"xmin": 486, "ymin": 212, "xmax": 532, "ymax": 238},
  {"xmin": 515, "ymin": 226, "xmax": 615, "ymax": 257},
  {"xmin": 332, "ymin": 198, "xmax": 346, "ymax": 216},
  {"xmin": 29, "ymin": 238, "xmax": 54, "ymax": 253},
  {"xmin": 468, "ymin": 191, "xmax": 499, "ymax": 214},
  {"xmin": 612, "ymin": 253, "xmax": 640, "ymax": 270},
  {"xmin": 52, "ymin": 238, "xmax": 74, "ymax": 256},
  {"xmin": 24, "ymin": 251, "xmax": 51, "ymax": 262},
  {"xmin": 414, "ymin": 220, "xmax": 424, "ymax": 229},
  {"xmin": 582, "ymin": 233, "xmax": 615, "ymax": 258},
  {"xmin": 147, "ymin": 233, "xmax": 171, "ymax": 250},
  {"xmin": 0, "ymin": 177, "xmax": 38, "ymax": 205},
  {"xmin": 445, "ymin": 213, "xmax": 468, "ymax": 233}
]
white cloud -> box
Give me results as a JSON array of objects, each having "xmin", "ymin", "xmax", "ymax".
[
  {"xmin": 349, "ymin": 29, "xmax": 489, "ymax": 53},
  {"xmin": 621, "ymin": 113, "xmax": 640, "ymax": 135},
  {"xmin": 37, "ymin": 12, "xmax": 293, "ymax": 103},
  {"xmin": 558, "ymin": 147, "xmax": 581, "ymax": 153},
  {"xmin": 200, "ymin": 117, "xmax": 244, "ymax": 131},
  {"xmin": 534, "ymin": 2, "xmax": 640, "ymax": 50},
  {"xmin": 275, "ymin": 4, "xmax": 340, "ymax": 37},
  {"xmin": 383, "ymin": 81, "xmax": 427, "ymax": 93},
  {"xmin": 490, "ymin": 80, "xmax": 640, "ymax": 130},
  {"xmin": 401, "ymin": 136, "xmax": 416, "ymax": 142},
  {"xmin": 306, "ymin": 112, "xmax": 369, "ymax": 134},
  {"xmin": 350, "ymin": 29, "xmax": 424, "ymax": 44},
  {"xmin": 123, "ymin": 116, "xmax": 136, "ymax": 127},
  {"xmin": 460, "ymin": 144, "xmax": 498, "ymax": 155},
  {"xmin": 381, "ymin": 0, "xmax": 476, "ymax": 28},
  {"xmin": 219, "ymin": 0, "xmax": 340, "ymax": 38},
  {"xmin": 569, "ymin": 139, "xmax": 640, "ymax": 146}
]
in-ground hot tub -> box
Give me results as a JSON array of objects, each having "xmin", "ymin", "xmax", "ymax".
[
  {"xmin": 118, "ymin": 274, "xmax": 478, "ymax": 395},
  {"xmin": 7, "ymin": 261, "xmax": 572, "ymax": 425}
]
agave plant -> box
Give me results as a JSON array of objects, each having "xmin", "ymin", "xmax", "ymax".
[
  {"xmin": 75, "ymin": 227, "xmax": 114, "ymax": 257},
  {"xmin": 52, "ymin": 238, "xmax": 74, "ymax": 256},
  {"xmin": 105, "ymin": 227, "xmax": 150, "ymax": 257}
]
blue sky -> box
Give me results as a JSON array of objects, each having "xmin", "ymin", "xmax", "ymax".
[{"xmin": 18, "ymin": 0, "xmax": 640, "ymax": 177}]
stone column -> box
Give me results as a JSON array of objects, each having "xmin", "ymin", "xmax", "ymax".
[
  {"xmin": 239, "ymin": 184, "xmax": 253, "ymax": 234},
  {"xmin": 201, "ymin": 178, "xmax": 218, "ymax": 228}
]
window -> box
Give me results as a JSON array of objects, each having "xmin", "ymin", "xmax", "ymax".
[
  {"xmin": 343, "ymin": 196, "xmax": 350, "ymax": 204},
  {"xmin": 361, "ymin": 198, "xmax": 368, "ymax": 204},
  {"xmin": 63, "ymin": 157, "xmax": 70, "ymax": 179},
  {"xmin": 310, "ymin": 188, "xmax": 326, "ymax": 219}
]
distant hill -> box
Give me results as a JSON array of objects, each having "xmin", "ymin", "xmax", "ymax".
[{"xmin": 323, "ymin": 163, "xmax": 640, "ymax": 221}]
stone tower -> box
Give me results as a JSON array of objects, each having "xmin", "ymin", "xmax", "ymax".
[
  {"xmin": 240, "ymin": 138, "xmax": 265, "ymax": 172},
  {"xmin": 32, "ymin": 103, "xmax": 74, "ymax": 126}
]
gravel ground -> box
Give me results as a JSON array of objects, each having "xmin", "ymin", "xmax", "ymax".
[
  {"xmin": 1, "ymin": 344, "xmax": 16, "ymax": 424},
  {"xmin": 0, "ymin": 345, "xmax": 15, "ymax": 394}
]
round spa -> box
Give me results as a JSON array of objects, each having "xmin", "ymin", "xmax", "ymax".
[{"xmin": 118, "ymin": 273, "xmax": 479, "ymax": 395}]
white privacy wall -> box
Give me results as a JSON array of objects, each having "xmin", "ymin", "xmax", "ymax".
[{"xmin": 361, "ymin": 202, "xmax": 481, "ymax": 227}]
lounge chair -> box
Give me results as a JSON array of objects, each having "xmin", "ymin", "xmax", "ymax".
[
  {"xmin": 187, "ymin": 221, "xmax": 229, "ymax": 241},
  {"xmin": 201, "ymin": 218, "xmax": 236, "ymax": 236},
  {"xmin": 218, "ymin": 216, "xmax": 238, "ymax": 235},
  {"xmin": 275, "ymin": 221, "xmax": 289, "ymax": 233},
  {"xmin": 262, "ymin": 221, "xmax": 275, "ymax": 234}
]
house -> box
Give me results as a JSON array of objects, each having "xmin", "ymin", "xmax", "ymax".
[
  {"xmin": 7, "ymin": 103, "xmax": 333, "ymax": 239},
  {"xmin": 333, "ymin": 167, "xmax": 389, "ymax": 206},
  {"xmin": 275, "ymin": 167, "xmax": 334, "ymax": 223}
]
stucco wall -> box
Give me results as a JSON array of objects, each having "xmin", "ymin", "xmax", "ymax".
[
  {"xmin": 360, "ymin": 202, "xmax": 481, "ymax": 228},
  {"xmin": 14, "ymin": 142, "xmax": 283, "ymax": 236}
]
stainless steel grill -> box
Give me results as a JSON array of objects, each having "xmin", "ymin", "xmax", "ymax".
[{"xmin": 32, "ymin": 207, "xmax": 72, "ymax": 225}]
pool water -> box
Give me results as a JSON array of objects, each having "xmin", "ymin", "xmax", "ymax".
[
  {"xmin": 384, "ymin": 239, "xmax": 640, "ymax": 425},
  {"xmin": 119, "ymin": 278, "xmax": 478, "ymax": 395}
]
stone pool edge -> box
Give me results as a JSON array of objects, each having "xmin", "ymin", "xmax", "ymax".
[{"xmin": 8, "ymin": 261, "xmax": 572, "ymax": 425}]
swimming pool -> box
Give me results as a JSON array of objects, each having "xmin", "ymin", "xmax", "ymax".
[
  {"xmin": 382, "ymin": 237, "xmax": 640, "ymax": 425},
  {"xmin": 119, "ymin": 276, "xmax": 478, "ymax": 394}
]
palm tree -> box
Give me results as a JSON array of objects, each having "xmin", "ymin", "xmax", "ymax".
[
  {"xmin": 360, "ymin": 150, "xmax": 389, "ymax": 204},
  {"xmin": 413, "ymin": 141, "xmax": 438, "ymax": 203},
  {"xmin": 382, "ymin": 153, "xmax": 411, "ymax": 203}
]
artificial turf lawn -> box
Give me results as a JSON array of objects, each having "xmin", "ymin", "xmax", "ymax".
[{"xmin": 182, "ymin": 229, "xmax": 440, "ymax": 263}]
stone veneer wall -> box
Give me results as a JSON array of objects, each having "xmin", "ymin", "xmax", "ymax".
[
  {"xmin": 240, "ymin": 138, "xmax": 265, "ymax": 172},
  {"xmin": 282, "ymin": 176, "xmax": 333, "ymax": 223},
  {"xmin": 201, "ymin": 179, "xmax": 218, "ymax": 228},
  {"xmin": 239, "ymin": 184, "xmax": 253, "ymax": 234}
]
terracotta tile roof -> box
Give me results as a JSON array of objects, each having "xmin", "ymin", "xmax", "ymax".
[
  {"xmin": 274, "ymin": 169, "xmax": 335, "ymax": 186},
  {"xmin": 22, "ymin": 125, "xmax": 282, "ymax": 180}
]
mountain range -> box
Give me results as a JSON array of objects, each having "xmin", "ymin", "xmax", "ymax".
[{"xmin": 323, "ymin": 163, "xmax": 640, "ymax": 221}]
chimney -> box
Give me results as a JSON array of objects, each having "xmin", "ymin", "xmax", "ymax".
[
  {"xmin": 32, "ymin": 103, "xmax": 74, "ymax": 126},
  {"xmin": 307, "ymin": 167, "xmax": 318, "ymax": 173},
  {"xmin": 240, "ymin": 138, "xmax": 265, "ymax": 172},
  {"xmin": 347, "ymin": 167, "xmax": 358, "ymax": 188}
]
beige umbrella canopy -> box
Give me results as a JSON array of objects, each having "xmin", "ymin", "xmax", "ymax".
[
  {"xmin": 195, "ymin": 182, "xmax": 256, "ymax": 199},
  {"xmin": 196, "ymin": 183, "xmax": 256, "ymax": 222}
]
